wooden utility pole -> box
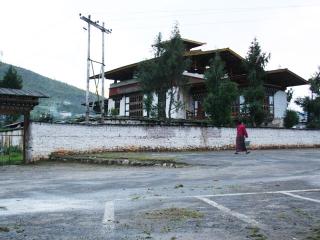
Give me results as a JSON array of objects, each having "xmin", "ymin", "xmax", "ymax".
[{"xmin": 80, "ymin": 14, "xmax": 111, "ymax": 123}]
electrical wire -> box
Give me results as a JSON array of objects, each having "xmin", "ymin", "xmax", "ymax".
[{"xmin": 93, "ymin": 3, "xmax": 320, "ymax": 22}]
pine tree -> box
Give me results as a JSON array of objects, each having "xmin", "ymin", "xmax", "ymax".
[
  {"xmin": 0, "ymin": 65, "xmax": 23, "ymax": 125},
  {"xmin": 204, "ymin": 54, "xmax": 238, "ymax": 126},
  {"xmin": 243, "ymin": 38, "xmax": 270, "ymax": 126},
  {"xmin": 295, "ymin": 67, "xmax": 320, "ymax": 128},
  {"xmin": 137, "ymin": 32, "xmax": 166, "ymax": 119},
  {"xmin": 0, "ymin": 65, "xmax": 23, "ymax": 89},
  {"xmin": 137, "ymin": 24, "xmax": 189, "ymax": 121},
  {"xmin": 162, "ymin": 24, "xmax": 189, "ymax": 120}
]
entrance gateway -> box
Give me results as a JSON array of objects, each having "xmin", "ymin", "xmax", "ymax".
[{"xmin": 0, "ymin": 88, "xmax": 48, "ymax": 163}]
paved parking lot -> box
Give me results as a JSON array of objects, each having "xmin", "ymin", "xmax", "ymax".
[{"xmin": 1, "ymin": 149, "xmax": 320, "ymax": 239}]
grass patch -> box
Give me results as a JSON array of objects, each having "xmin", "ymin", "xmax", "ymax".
[
  {"xmin": 247, "ymin": 227, "xmax": 268, "ymax": 240},
  {"xmin": 92, "ymin": 152, "xmax": 177, "ymax": 162},
  {"xmin": 174, "ymin": 184, "xmax": 184, "ymax": 189},
  {"xmin": 131, "ymin": 194, "xmax": 142, "ymax": 201},
  {"xmin": 0, "ymin": 226, "xmax": 10, "ymax": 232},
  {"xmin": 50, "ymin": 151, "xmax": 188, "ymax": 167},
  {"xmin": 304, "ymin": 226, "xmax": 320, "ymax": 240},
  {"xmin": 293, "ymin": 207, "xmax": 313, "ymax": 219},
  {"xmin": 0, "ymin": 152, "xmax": 23, "ymax": 165},
  {"xmin": 144, "ymin": 208, "xmax": 204, "ymax": 221}
]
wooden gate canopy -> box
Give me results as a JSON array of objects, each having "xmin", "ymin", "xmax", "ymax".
[
  {"xmin": 0, "ymin": 88, "xmax": 48, "ymax": 164},
  {"xmin": 0, "ymin": 88, "xmax": 48, "ymax": 114}
]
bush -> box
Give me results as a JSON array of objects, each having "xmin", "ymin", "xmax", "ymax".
[
  {"xmin": 284, "ymin": 110, "xmax": 299, "ymax": 128},
  {"xmin": 109, "ymin": 108, "xmax": 119, "ymax": 116}
]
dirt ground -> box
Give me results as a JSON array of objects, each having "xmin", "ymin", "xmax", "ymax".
[{"xmin": 1, "ymin": 149, "xmax": 320, "ymax": 240}]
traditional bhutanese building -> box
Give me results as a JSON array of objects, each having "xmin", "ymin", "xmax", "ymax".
[{"xmin": 91, "ymin": 38, "xmax": 307, "ymax": 126}]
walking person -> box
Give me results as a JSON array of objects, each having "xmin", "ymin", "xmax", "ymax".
[{"xmin": 235, "ymin": 120, "xmax": 250, "ymax": 154}]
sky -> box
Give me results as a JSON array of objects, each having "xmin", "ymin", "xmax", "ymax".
[{"xmin": 1, "ymin": 0, "xmax": 320, "ymax": 108}]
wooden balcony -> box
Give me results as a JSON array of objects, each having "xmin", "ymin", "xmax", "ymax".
[{"xmin": 187, "ymin": 104, "xmax": 274, "ymax": 121}]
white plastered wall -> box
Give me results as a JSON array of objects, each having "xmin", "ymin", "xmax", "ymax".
[{"xmin": 274, "ymin": 90, "xmax": 287, "ymax": 119}]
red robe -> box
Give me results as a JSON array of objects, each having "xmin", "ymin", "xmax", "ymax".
[{"xmin": 236, "ymin": 124, "xmax": 248, "ymax": 152}]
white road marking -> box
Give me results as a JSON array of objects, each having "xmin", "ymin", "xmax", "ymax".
[
  {"xmin": 0, "ymin": 198, "xmax": 94, "ymax": 216},
  {"xmin": 196, "ymin": 196, "xmax": 264, "ymax": 228},
  {"xmin": 281, "ymin": 192, "xmax": 320, "ymax": 204},
  {"xmin": 102, "ymin": 201, "xmax": 115, "ymax": 233},
  {"xmin": 114, "ymin": 188, "xmax": 320, "ymax": 202}
]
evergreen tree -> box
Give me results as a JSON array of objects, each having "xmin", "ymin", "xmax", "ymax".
[
  {"xmin": 0, "ymin": 65, "xmax": 23, "ymax": 125},
  {"xmin": 137, "ymin": 24, "xmax": 189, "ymax": 121},
  {"xmin": 286, "ymin": 88, "xmax": 294, "ymax": 105},
  {"xmin": 243, "ymin": 38, "xmax": 270, "ymax": 126},
  {"xmin": 162, "ymin": 24, "xmax": 189, "ymax": 120},
  {"xmin": 204, "ymin": 54, "xmax": 238, "ymax": 126},
  {"xmin": 0, "ymin": 65, "xmax": 23, "ymax": 89},
  {"xmin": 295, "ymin": 67, "xmax": 320, "ymax": 128},
  {"xmin": 310, "ymin": 67, "xmax": 320, "ymax": 97},
  {"xmin": 137, "ymin": 32, "xmax": 166, "ymax": 119},
  {"xmin": 143, "ymin": 92, "xmax": 154, "ymax": 118}
]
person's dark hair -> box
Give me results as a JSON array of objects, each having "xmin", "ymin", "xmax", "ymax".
[{"xmin": 235, "ymin": 119, "xmax": 241, "ymax": 125}]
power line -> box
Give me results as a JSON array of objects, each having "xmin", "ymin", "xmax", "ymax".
[
  {"xmin": 93, "ymin": 3, "xmax": 320, "ymax": 22},
  {"xmin": 112, "ymin": 14, "xmax": 319, "ymax": 31}
]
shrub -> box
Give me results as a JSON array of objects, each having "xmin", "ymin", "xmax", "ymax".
[
  {"xmin": 284, "ymin": 110, "xmax": 299, "ymax": 128},
  {"xmin": 109, "ymin": 108, "xmax": 119, "ymax": 116}
]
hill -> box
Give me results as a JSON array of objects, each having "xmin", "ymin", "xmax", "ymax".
[{"xmin": 0, "ymin": 63, "xmax": 96, "ymax": 119}]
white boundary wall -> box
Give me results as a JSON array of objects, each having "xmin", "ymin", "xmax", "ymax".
[{"xmin": 28, "ymin": 122, "xmax": 320, "ymax": 161}]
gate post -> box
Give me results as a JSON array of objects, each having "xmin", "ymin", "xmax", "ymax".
[{"xmin": 23, "ymin": 112, "xmax": 31, "ymax": 164}]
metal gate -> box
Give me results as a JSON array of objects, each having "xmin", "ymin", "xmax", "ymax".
[{"xmin": 0, "ymin": 128, "xmax": 23, "ymax": 165}]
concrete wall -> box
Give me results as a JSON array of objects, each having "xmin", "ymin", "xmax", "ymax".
[
  {"xmin": 28, "ymin": 122, "xmax": 320, "ymax": 161},
  {"xmin": 274, "ymin": 90, "xmax": 287, "ymax": 118}
]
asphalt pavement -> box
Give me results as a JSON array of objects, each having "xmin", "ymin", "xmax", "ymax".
[{"xmin": 1, "ymin": 149, "xmax": 320, "ymax": 240}]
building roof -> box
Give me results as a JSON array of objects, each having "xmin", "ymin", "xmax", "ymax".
[
  {"xmin": 158, "ymin": 38, "xmax": 206, "ymax": 51},
  {"xmin": 0, "ymin": 88, "xmax": 48, "ymax": 98},
  {"xmin": 184, "ymin": 69, "xmax": 308, "ymax": 89},
  {"xmin": 230, "ymin": 69, "xmax": 308, "ymax": 89},
  {"xmin": 90, "ymin": 38, "xmax": 307, "ymax": 89},
  {"xmin": 91, "ymin": 48, "xmax": 245, "ymax": 81},
  {"xmin": 0, "ymin": 88, "xmax": 48, "ymax": 115},
  {"xmin": 265, "ymin": 69, "xmax": 308, "ymax": 88}
]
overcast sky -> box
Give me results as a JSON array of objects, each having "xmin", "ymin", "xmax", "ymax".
[{"xmin": 1, "ymin": 0, "xmax": 319, "ymax": 106}]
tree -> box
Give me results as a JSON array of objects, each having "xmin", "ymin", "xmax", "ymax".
[
  {"xmin": 162, "ymin": 24, "xmax": 190, "ymax": 120},
  {"xmin": 295, "ymin": 67, "xmax": 320, "ymax": 128},
  {"xmin": 243, "ymin": 38, "xmax": 270, "ymax": 126},
  {"xmin": 0, "ymin": 65, "xmax": 23, "ymax": 125},
  {"xmin": 138, "ymin": 33, "xmax": 166, "ymax": 119},
  {"xmin": 286, "ymin": 88, "xmax": 294, "ymax": 104},
  {"xmin": 204, "ymin": 54, "xmax": 238, "ymax": 126},
  {"xmin": 310, "ymin": 67, "xmax": 320, "ymax": 97},
  {"xmin": 137, "ymin": 24, "xmax": 189, "ymax": 121},
  {"xmin": 0, "ymin": 65, "xmax": 23, "ymax": 89},
  {"xmin": 143, "ymin": 92, "xmax": 154, "ymax": 118}
]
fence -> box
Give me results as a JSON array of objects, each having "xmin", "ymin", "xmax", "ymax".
[{"xmin": 0, "ymin": 128, "xmax": 23, "ymax": 165}]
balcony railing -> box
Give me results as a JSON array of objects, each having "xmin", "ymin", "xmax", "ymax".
[{"xmin": 187, "ymin": 105, "xmax": 274, "ymax": 121}]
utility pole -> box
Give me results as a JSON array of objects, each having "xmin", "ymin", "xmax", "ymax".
[
  {"xmin": 80, "ymin": 14, "xmax": 111, "ymax": 123},
  {"xmin": 101, "ymin": 22, "xmax": 105, "ymax": 119}
]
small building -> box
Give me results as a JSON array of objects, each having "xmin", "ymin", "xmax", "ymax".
[{"xmin": 93, "ymin": 39, "xmax": 307, "ymax": 125}]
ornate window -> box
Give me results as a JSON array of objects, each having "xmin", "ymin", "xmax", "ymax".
[{"xmin": 129, "ymin": 94, "xmax": 143, "ymax": 117}]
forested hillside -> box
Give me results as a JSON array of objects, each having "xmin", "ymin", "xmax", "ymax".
[{"xmin": 0, "ymin": 63, "xmax": 96, "ymax": 119}]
